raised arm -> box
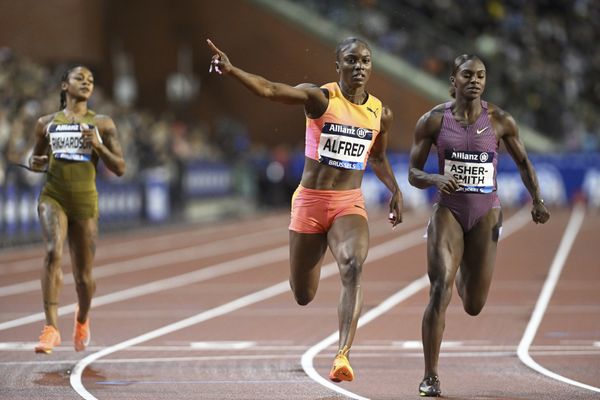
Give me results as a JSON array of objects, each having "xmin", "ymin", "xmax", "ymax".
[
  {"xmin": 207, "ymin": 39, "xmax": 327, "ymax": 111},
  {"xmin": 493, "ymin": 107, "xmax": 549, "ymax": 224},
  {"xmin": 408, "ymin": 107, "xmax": 460, "ymax": 194},
  {"xmin": 368, "ymin": 106, "xmax": 403, "ymax": 226},
  {"xmin": 88, "ymin": 115, "xmax": 126, "ymax": 177}
]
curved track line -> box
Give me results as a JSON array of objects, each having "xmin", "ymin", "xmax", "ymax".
[
  {"xmin": 517, "ymin": 204, "xmax": 600, "ymax": 393},
  {"xmin": 301, "ymin": 206, "xmax": 532, "ymax": 399},
  {"xmin": 70, "ymin": 226, "xmax": 428, "ymax": 399},
  {"xmin": 301, "ymin": 276, "xmax": 430, "ymax": 400}
]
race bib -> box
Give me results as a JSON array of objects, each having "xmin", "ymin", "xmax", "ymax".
[
  {"xmin": 444, "ymin": 150, "xmax": 495, "ymax": 193},
  {"xmin": 317, "ymin": 122, "xmax": 373, "ymax": 170},
  {"xmin": 47, "ymin": 123, "xmax": 102, "ymax": 162}
]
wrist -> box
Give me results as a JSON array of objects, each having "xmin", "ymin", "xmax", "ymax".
[{"xmin": 533, "ymin": 198, "xmax": 544, "ymax": 205}]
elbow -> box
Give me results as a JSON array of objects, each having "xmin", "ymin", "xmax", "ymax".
[
  {"xmin": 114, "ymin": 162, "xmax": 126, "ymax": 177},
  {"xmin": 408, "ymin": 169, "xmax": 418, "ymax": 187},
  {"xmin": 408, "ymin": 168, "xmax": 425, "ymax": 189}
]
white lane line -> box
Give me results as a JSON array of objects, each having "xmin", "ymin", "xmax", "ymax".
[
  {"xmin": 0, "ymin": 215, "xmax": 423, "ymax": 331},
  {"xmin": 0, "ymin": 213, "xmax": 423, "ymax": 297},
  {"xmin": 302, "ymin": 276, "xmax": 431, "ymax": 400},
  {"xmin": 0, "ymin": 246, "xmax": 288, "ymax": 331},
  {"xmin": 2, "ymin": 342, "xmax": 599, "ymax": 353},
  {"xmin": 301, "ymin": 206, "xmax": 532, "ymax": 400},
  {"xmin": 70, "ymin": 226, "xmax": 429, "ymax": 399},
  {"xmin": 517, "ymin": 204, "xmax": 600, "ymax": 393},
  {"xmin": 0, "ymin": 226, "xmax": 286, "ymax": 297},
  {"xmin": 0, "ymin": 214, "xmax": 286, "ymax": 275},
  {"xmin": 190, "ymin": 341, "xmax": 256, "ymax": 350},
  {"xmin": 6, "ymin": 349, "xmax": 600, "ymax": 367}
]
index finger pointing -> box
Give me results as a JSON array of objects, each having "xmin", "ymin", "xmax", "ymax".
[{"xmin": 206, "ymin": 39, "xmax": 221, "ymax": 55}]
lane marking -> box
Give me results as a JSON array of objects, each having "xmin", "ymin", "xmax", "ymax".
[
  {"xmin": 0, "ymin": 226, "xmax": 286, "ymax": 297},
  {"xmin": 301, "ymin": 206, "xmax": 533, "ymax": 400},
  {"xmin": 0, "ymin": 213, "xmax": 425, "ymax": 297},
  {"xmin": 4, "ymin": 349, "xmax": 600, "ymax": 367},
  {"xmin": 0, "ymin": 214, "xmax": 286, "ymax": 275},
  {"xmin": 302, "ymin": 276, "xmax": 430, "ymax": 400},
  {"xmin": 0, "ymin": 215, "xmax": 425, "ymax": 331},
  {"xmin": 70, "ymin": 225, "xmax": 429, "ymax": 399},
  {"xmin": 1, "ymin": 342, "xmax": 599, "ymax": 353},
  {"xmin": 190, "ymin": 341, "xmax": 256, "ymax": 350},
  {"xmin": 95, "ymin": 379, "xmax": 310, "ymax": 385},
  {"xmin": 0, "ymin": 246, "xmax": 287, "ymax": 331},
  {"xmin": 517, "ymin": 203, "xmax": 600, "ymax": 393}
]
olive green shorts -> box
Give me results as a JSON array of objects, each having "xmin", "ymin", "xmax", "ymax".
[{"xmin": 39, "ymin": 185, "xmax": 98, "ymax": 220}]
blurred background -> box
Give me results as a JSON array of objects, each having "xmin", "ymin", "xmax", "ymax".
[{"xmin": 0, "ymin": 0, "xmax": 598, "ymax": 247}]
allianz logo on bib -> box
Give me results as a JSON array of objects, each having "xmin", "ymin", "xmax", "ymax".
[
  {"xmin": 52, "ymin": 124, "xmax": 82, "ymax": 132},
  {"xmin": 324, "ymin": 122, "xmax": 372, "ymax": 140},
  {"xmin": 448, "ymin": 150, "xmax": 492, "ymax": 163}
]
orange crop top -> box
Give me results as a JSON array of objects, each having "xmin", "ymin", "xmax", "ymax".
[{"xmin": 305, "ymin": 82, "xmax": 382, "ymax": 170}]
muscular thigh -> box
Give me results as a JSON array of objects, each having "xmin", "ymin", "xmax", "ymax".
[
  {"xmin": 427, "ymin": 205, "xmax": 464, "ymax": 282},
  {"xmin": 68, "ymin": 218, "xmax": 98, "ymax": 269},
  {"xmin": 461, "ymin": 208, "xmax": 502, "ymax": 285},
  {"xmin": 289, "ymin": 230, "xmax": 328, "ymax": 273},
  {"xmin": 327, "ymin": 214, "xmax": 369, "ymax": 264},
  {"xmin": 38, "ymin": 200, "xmax": 68, "ymax": 250}
]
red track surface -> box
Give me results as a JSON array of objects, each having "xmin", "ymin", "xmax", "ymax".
[{"xmin": 0, "ymin": 206, "xmax": 598, "ymax": 399}]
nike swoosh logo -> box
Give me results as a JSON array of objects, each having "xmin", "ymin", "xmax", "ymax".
[{"xmin": 476, "ymin": 127, "xmax": 489, "ymax": 134}]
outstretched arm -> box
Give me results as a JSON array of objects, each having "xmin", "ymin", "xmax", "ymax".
[
  {"xmin": 207, "ymin": 39, "xmax": 327, "ymax": 110},
  {"xmin": 495, "ymin": 109, "xmax": 549, "ymax": 224},
  {"xmin": 408, "ymin": 107, "xmax": 459, "ymax": 194},
  {"xmin": 368, "ymin": 106, "xmax": 403, "ymax": 226}
]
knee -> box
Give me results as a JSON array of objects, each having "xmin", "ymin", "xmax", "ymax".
[
  {"xmin": 338, "ymin": 256, "xmax": 363, "ymax": 287},
  {"xmin": 293, "ymin": 289, "xmax": 316, "ymax": 306},
  {"xmin": 43, "ymin": 247, "xmax": 63, "ymax": 271},
  {"xmin": 289, "ymin": 280, "xmax": 316, "ymax": 306},
  {"xmin": 463, "ymin": 298, "xmax": 485, "ymax": 316},
  {"xmin": 429, "ymin": 280, "xmax": 453, "ymax": 308},
  {"xmin": 74, "ymin": 272, "xmax": 95, "ymax": 291}
]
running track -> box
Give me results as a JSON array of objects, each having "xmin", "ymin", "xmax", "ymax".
[{"xmin": 0, "ymin": 205, "xmax": 598, "ymax": 399}]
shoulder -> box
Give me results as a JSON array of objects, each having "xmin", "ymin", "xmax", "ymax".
[
  {"xmin": 295, "ymin": 82, "xmax": 327, "ymax": 96},
  {"xmin": 37, "ymin": 112, "xmax": 58, "ymax": 126},
  {"xmin": 379, "ymin": 104, "xmax": 393, "ymax": 131},
  {"xmin": 416, "ymin": 103, "xmax": 445, "ymax": 131},
  {"xmin": 35, "ymin": 112, "xmax": 58, "ymax": 134},
  {"xmin": 381, "ymin": 104, "xmax": 392, "ymax": 122},
  {"xmin": 487, "ymin": 102, "xmax": 517, "ymax": 134},
  {"xmin": 93, "ymin": 113, "xmax": 117, "ymax": 128}
]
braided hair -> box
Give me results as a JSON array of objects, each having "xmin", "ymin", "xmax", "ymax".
[
  {"xmin": 449, "ymin": 54, "xmax": 483, "ymax": 98},
  {"xmin": 59, "ymin": 65, "xmax": 88, "ymax": 109}
]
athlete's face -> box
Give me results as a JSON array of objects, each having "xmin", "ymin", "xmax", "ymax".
[
  {"xmin": 63, "ymin": 67, "xmax": 95, "ymax": 101},
  {"xmin": 452, "ymin": 59, "xmax": 486, "ymax": 100},
  {"xmin": 336, "ymin": 42, "xmax": 372, "ymax": 90}
]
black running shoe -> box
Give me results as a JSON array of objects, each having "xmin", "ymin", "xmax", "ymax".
[{"xmin": 419, "ymin": 375, "xmax": 441, "ymax": 397}]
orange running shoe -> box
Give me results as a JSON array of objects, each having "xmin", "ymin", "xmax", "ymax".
[
  {"xmin": 34, "ymin": 325, "xmax": 61, "ymax": 354},
  {"xmin": 329, "ymin": 347, "xmax": 354, "ymax": 382},
  {"xmin": 73, "ymin": 312, "xmax": 90, "ymax": 352}
]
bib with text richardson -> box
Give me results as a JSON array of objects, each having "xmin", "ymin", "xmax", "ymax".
[{"xmin": 47, "ymin": 123, "xmax": 102, "ymax": 162}]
